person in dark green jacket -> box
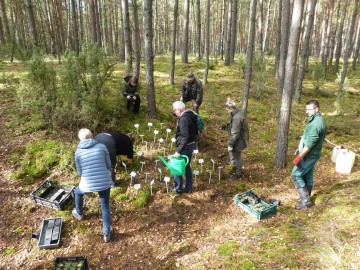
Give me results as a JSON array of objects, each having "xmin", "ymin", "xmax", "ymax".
[
  {"xmin": 292, "ymin": 100, "xmax": 327, "ymax": 210},
  {"xmin": 180, "ymin": 72, "xmax": 203, "ymax": 113},
  {"xmin": 123, "ymin": 76, "xmax": 140, "ymax": 114}
]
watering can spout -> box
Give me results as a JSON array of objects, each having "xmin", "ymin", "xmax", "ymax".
[{"xmin": 157, "ymin": 156, "xmax": 170, "ymax": 169}]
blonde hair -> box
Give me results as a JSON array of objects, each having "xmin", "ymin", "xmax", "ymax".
[
  {"xmin": 226, "ymin": 98, "xmax": 237, "ymax": 109},
  {"xmin": 78, "ymin": 128, "xmax": 93, "ymax": 140}
]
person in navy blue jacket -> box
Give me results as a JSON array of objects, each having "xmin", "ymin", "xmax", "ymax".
[{"xmin": 73, "ymin": 128, "xmax": 114, "ymax": 243}]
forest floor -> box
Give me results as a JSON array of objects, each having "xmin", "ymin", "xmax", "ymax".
[{"xmin": 0, "ymin": 58, "xmax": 360, "ymax": 270}]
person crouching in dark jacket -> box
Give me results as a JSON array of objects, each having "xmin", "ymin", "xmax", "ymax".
[
  {"xmin": 172, "ymin": 101, "xmax": 198, "ymax": 193},
  {"xmin": 123, "ymin": 76, "xmax": 140, "ymax": 114}
]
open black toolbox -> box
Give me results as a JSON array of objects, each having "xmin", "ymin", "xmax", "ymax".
[{"xmin": 30, "ymin": 178, "xmax": 75, "ymax": 210}]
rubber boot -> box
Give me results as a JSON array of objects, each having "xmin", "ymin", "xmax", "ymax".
[
  {"xmin": 295, "ymin": 187, "xmax": 313, "ymax": 210},
  {"xmin": 296, "ymin": 185, "xmax": 313, "ymax": 202}
]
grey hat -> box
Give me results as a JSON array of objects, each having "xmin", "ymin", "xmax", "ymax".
[{"xmin": 186, "ymin": 72, "xmax": 195, "ymax": 79}]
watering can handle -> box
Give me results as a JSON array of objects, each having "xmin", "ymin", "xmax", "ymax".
[{"xmin": 180, "ymin": 155, "xmax": 189, "ymax": 166}]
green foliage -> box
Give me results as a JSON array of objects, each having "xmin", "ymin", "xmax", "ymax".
[
  {"xmin": 217, "ymin": 240, "xmax": 240, "ymax": 256},
  {"xmin": 133, "ymin": 190, "xmax": 151, "ymax": 209},
  {"xmin": 11, "ymin": 139, "xmax": 73, "ymax": 184},
  {"xmin": 2, "ymin": 247, "xmax": 15, "ymax": 256},
  {"xmin": 117, "ymin": 193, "xmax": 129, "ymax": 202},
  {"xmin": 310, "ymin": 60, "xmax": 325, "ymax": 92}
]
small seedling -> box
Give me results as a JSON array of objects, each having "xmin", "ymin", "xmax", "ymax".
[
  {"xmin": 199, "ymin": 159, "xmax": 204, "ymax": 172},
  {"xmin": 134, "ymin": 124, "xmax": 139, "ymax": 134},
  {"xmin": 164, "ymin": 176, "xmax": 170, "ymax": 193}
]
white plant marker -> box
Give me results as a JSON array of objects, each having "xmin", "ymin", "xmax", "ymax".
[
  {"xmin": 160, "ymin": 123, "xmax": 164, "ymax": 129},
  {"xmin": 158, "ymin": 168, "xmax": 162, "ymax": 182},
  {"xmin": 158, "ymin": 138, "xmax": 164, "ymax": 150},
  {"xmin": 122, "ymin": 161, "xmax": 127, "ymax": 173},
  {"xmin": 136, "ymin": 150, "xmax": 143, "ymax": 161},
  {"xmin": 145, "ymin": 141, "xmax": 148, "ymax": 153},
  {"xmin": 145, "ymin": 172, "xmax": 150, "ymax": 181},
  {"xmin": 211, "ymin": 159, "xmax": 215, "ymax": 171},
  {"xmin": 193, "ymin": 149, "xmax": 199, "ymax": 161},
  {"xmin": 148, "ymin": 122, "xmax": 153, "ymax": 132},
  {"xmin": 218, "ymin": 166, "xmax": 223, "ymax": 181},
  {"xmin": 164, "ymin": 176, "xmax": 170, "ymax": 193},
  {"xmin": 193, "ymin": 169, "xmax": 199, "ymax": 182},
  {"xmin": 134, "ymin": 123, "xmax": 139, "ymax": 134},
  {"xmin": 165, "ymin": 129, "xmax": 171, "ymax": 140},
  {"xmin": 134, "ymin": 184, "xmax": 141, "ymax": 195},
  {"xmin": 130, "ymin": 171, "xmax": 137, "ymax": 186},
  {"xmin": 153, "ymin": 130, "xmax": 159, "ymax": 144},
  {"xmin": 170, "ymin": 138, "xmax": 176, "ymax": 149},
  {"xmin": 161, "ymin": 147, "xmax": 166, "ymax": 156},
  {"xmin": 155, "ymin": 159, "xmax": 160, "ymax": 170},
  {"xmin": 140, "ymin": 161, "xmax": 145, "ymax": 172},
  {"xmin": 207, "ymin": 170, "xmax": 212, "ymax": 184},
  {"xmin": 139, "ymin": 135, "xmax": 144, "ymax": 143},
  {"xmin": 199, "ymin": 159, "xmax": 204, "ymax": 173},
  {"xmin": 150, "ymin": 179, "xmax": 155, "ymax": 195}
]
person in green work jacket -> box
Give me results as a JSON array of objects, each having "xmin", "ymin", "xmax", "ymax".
[{"xmin": 292, "ymin": 100, "xmax": 327, "ymax": 210}]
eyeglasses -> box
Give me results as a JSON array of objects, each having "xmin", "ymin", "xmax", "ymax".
[{"xmin": 305, "ymin": 107, "xmax": 317, "ymax": 111}]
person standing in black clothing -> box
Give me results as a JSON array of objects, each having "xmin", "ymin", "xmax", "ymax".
[
  {"xmin": 123, "ymin": 76, "xmax": 141, "ymax": 114},
  {"xmin": 94, "ymin": 133, "xmax": 117, "ymax": 182},
  {"xmin": 108, "ymin": 131, "xmax": 134, "ymax": 161},
  {"xmin": 180, "ymin": 72, "xmax": 203, "ymax": 113}
]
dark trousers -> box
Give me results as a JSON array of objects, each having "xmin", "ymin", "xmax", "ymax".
[{"xmin": 126, "ymin": 95, "xmax": 141, "ymax": 114}]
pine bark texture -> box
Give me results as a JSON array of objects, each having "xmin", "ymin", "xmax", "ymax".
[{"xmin": 169, "ymin": 0, "xmax": 179, "ymax": 85}]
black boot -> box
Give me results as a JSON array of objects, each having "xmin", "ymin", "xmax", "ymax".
[
  {"xmin": 306, "ymin": 185, "xmax": 313, "ymax": 197},
  {"xmin": 295, "ymin": 187, "xmax": 313, "ymax": 210}
]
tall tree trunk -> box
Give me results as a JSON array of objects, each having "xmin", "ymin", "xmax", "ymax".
[
  {"xmin": 24, "ymin": 0, "xmax": 38, "ymax": 46},
  {"xmin": 169, "ymin": 0, "xmax": 179, "ymax": 85},
  {"xmin": 132, "ymin": 0, "xmax": 141, "ymax": 78},
  {"xmin": 94, "ymin": 0, "xmax": 102, "ymax": 47},
  {"xmin": 0, "ymin": 0, "xmax": 10, "ymax": 41},
  {"xmin": 230, "ymin": 0, "xmax": 238, "ymax": 61},
  {"xmin": 220, "ymin": 0, "xmax": 227, "ymax": 59},
  {"xmin": 321, "ymin": 0, "xmax": 334, "ymax": 76},
  {"xmin": 224, "ymin": 0, "xmax": 232, "ymax": 66},
  {"xmin": 294, "ymin": 0, "xmax": 317, "ymax": 103},
  {"xmin": 351, "ymin": 17, "xmax": 360, "ymax": 70},
  {"xmin": 90, "ymin": 0, "xmax": 97, "ymax": 43},
  {"xmin": 122, "ymin": 0, "xmax": 133, "ymax": 74},
  {"xmin": 337, "ymin": 0, "xmax": 358, "ymax": 110},
  {"xmin": 329, "ymin": 0, "xmax": 341, "ymax": 67},
  {"xmin": 262, "ymin": 0, "xmax": 272, "ymax": 53},
  {"xmin": 275, "ymin": 0, "xmax": 305, "ymax": 168},
  {"xmin": 142, "ymin": 0, "xmax": 156, "ymax": 118},
  {"xmin": 277, "ymin": 0, "xmax": 290, "ymax": 94},
  {"xmin": 274, "ymin": 0, "xmax": 282, "ymax": 75},
  {"xmin": 258, "ymin": 0, "xmax": 264, "ymax": 54},
  {"xmin": 78, "ymin": 0, "xmax": 84, "ymax": 50},
  {"xmin": 181, "ymin": 0, "xmax": 190, "ymax": 64},
  {"xmin": 195, "ymin": 0, "xmax": 201, "ymax": 60},
  {"xmin": 241, "ymin": 0, "xmax": 257, "ymax": 113},
  {"xmin": 71, "ymin": 0, "xmax": 79, "ymax": 55},
  {"xmin": 334, "ymin": 0, "xmax": 348, "ymax": 74},
  {"xmin": 119, "ymin": 0, "xmax": 125, "ymax": 61},
  {"xmin": 204, "ymin": 0, "xmax": 210, "ymax": 84},
  {"xmin": 0, "ymin": 14, "xmax": 5, "ymax": 44}
]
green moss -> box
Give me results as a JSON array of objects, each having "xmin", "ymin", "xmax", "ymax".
[
  {"xmin": 133, "ymin": 190, "xmax": 151, "ymax": 209},
  {"xmin": 117, "ymin": 193, "xmax": 128, "ymax": 202},
  {"xmin": 217, "ymin": 240, "xmax": 240, "ymax": 256},
  {"xmin": 2, "ymin": 247, "xmax": 15, "ymax": 256}
]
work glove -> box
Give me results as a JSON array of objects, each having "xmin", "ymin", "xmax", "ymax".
[
  {"xmin": 227, "ymin": 146, "xmax": 233, "ymax": 152},
  {"xmin": 292, "ymin": 155, "xmax": 302, "ymax": 165},
  {"xmin": 180, "ymin": 96, "xmax": 183, "ymax": 102},
  {"xmin": 132, "ymin": 96, "xmax": 136, "ymax": 100},
  {"xmin": 174, "ymin": 152, "xmax": 181, "ymax": 158},
  {"xmin": 127, "ymin": 95, "xmax": 131, "ymax": 100}
]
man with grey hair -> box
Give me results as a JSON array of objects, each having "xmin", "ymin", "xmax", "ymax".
[
  {"xmin": 222, "ymin": 98, "xmax": 249, "ymax": 179},
  {"xmin": 180, "ymin": 72, "xmax": 203, "ymax": 113},
  {"xmin": 172, "ymin": 101, "xmax": 198, "ymax": 193}
]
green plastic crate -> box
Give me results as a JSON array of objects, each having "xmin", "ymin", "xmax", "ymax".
[
  {"xmin": 54, "ymin": 256, "xmax": 88, "ymax": 270},
  {"xmin": 234, "ymin": 190, "xmax": 277, "ymax": 220}
]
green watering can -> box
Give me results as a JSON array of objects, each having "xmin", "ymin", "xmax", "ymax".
[{"xmin": 157, "ymin": 155, "xmax": 189, "ymax": 176}]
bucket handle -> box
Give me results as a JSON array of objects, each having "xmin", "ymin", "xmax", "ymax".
[{"xmin": 170, "ymin": 155, "xmax": 189, "ymax": 166}]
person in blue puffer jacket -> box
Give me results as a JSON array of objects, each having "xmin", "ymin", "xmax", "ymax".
[{"xmin": 72, "ymin": 128, "xmax": 114, "ymax": 243}]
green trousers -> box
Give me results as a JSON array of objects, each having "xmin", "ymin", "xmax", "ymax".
[{"xmin": 291, "ymin": 157, "xmax": 318, "ymax": 188}]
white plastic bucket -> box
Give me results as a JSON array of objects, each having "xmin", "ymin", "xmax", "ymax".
[
  {"xmin": 331, "ymin": 146, "xmax": 344, "ymax": 163},
  {"xmin": 335, "ymin": 150, "xmax": 356, "ymax": 174}
]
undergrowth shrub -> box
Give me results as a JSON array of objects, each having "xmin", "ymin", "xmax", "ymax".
[{"xmin": 311, "ymin": 60, "xmax": 325, "ymax": 92}]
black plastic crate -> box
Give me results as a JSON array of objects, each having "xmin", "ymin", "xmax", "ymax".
[
  {"xmin": 38, "ymin": 217, "xmax": 63, "ymax": 249},
  {"xmin": 54, "ymin": 256, "xmax": 88, "ymax": 270},
  {"xmin": 31, "ymin": 178, "xmax": 75, "ymax": 210},
  {"xmin": 234, "ymin": 189, "xmax": 277, "ymax": 220}
]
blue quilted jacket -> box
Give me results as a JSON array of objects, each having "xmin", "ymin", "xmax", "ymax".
[{"xmin": 75, "ymin": 139, "xmax": 114, "ymax": 193}]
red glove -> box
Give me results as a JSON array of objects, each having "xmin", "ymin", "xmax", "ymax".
[{"xmin": 293, "ymin": 155, "xmax": 302, "ymax": 165}]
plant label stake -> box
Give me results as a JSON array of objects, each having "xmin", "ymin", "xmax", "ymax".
[
  {"xmin": 140, "ymin": 161, "xmax": 145, "ymax": 172},
  {"xmin": 166, "ymin": 129, "xmax": 171, "ymax": 140},
  {"xmin": 134, "ymin": 124, "xmax": 139, "ymax": 134},
  {"xmin": 170, "ymin": 138, "xmax": 176, "ymax": 149},
  {"xmin": 139, "ymin": 135, "xmax": 144, "ymax": 143},
  {"xmin": 158, "ymin": 168, "xmax": 162, "ymax": 182},
  {"xmin": 193, "ymin": 170, "xmax": 199, "ymax": 182},
  {"xmin": 207, "ymin": 170, "xmax": 212, "ymax": 184},
  {"xmin": 158, "ymin": 138, "xmax": 164, "ymax": 150},
  {"xmin": 162, "ymin": 147, "xmax": 166, "ymax": 156},
  {"xmin": 134, "ymin": 184, "xmax": 141, "ymax": 196},
  {"xmin": 199, "ymin": 159, "xmax": 204, "ymax": 172},
  {"xmin": 145, "ymin": 172, "xmax": 150, "ymax": 181},
  {"xmin": 150, "ymin": 179, "xmax": 155, "ymax": 195},
  {"xmin": 164, "ymin": 176, "xmax": 170, "ymax": 193},
  {"xmin": 145, "ymin": 141, "xmax": 148, "ymax": 153},
  {"xmin": 130, "ymin": 171, "xmax": 137, "ymax": 186},
  {"xmin": 137, "ymin": 150, "xmax": 143, "ymax": 161},
  {"xmin": 218, "ymin": 167, "xmax": 223, "ymax": 181},
  {"xmin": 153, "ymin": 130, "xmax": 159, "ymax": 144},
  {"xmin": 211, "ymin": 159, "xmax": 215, "ymax": 171},
  {"xmin": 155, "ymin": 160, "xmax": 159, "ymax": 170},
  {"xmin": 193, "ymin": 149, "xmax": 199, "ymax": 161},
  {"xmin": 122, "ymin": 161, "xmax": 127, "ymax": 173},
  {"xmin": 148, "ymin": 122, "xmax": 153, "ymax": 132},
  {"xmin": 160, "ymin": 123, "xmax": 164, "ymax": 129}
]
